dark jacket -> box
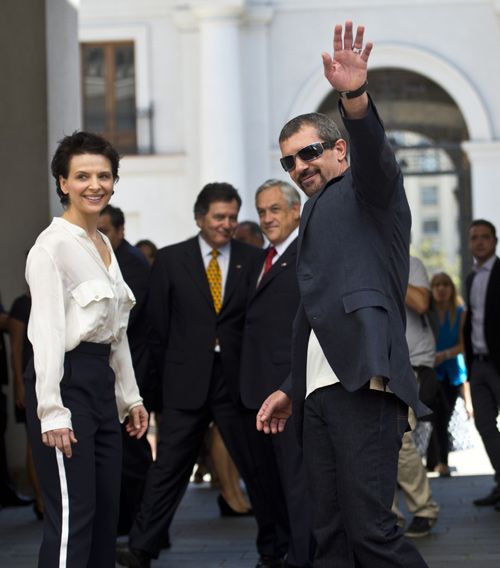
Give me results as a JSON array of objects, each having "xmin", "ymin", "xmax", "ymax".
[
  {"xmin": 114, "ymin": 239, "xmax": 156, "ymax": 408},
  {"xmin": 464, "ymin": 257, "xmax": 500, "ymax": 376},
  {"xmin": 240, "ymin": 239, "xmax": 300, "ymax": 409},
  {"xmin": 284, "ymin": 99, "xmax": 428, "ymax": 435},
  {"xmin": 148, "ymin": 236, "xmax": 261, "ymax": 409}
]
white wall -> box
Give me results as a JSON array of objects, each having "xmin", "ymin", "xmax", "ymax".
[
  {"xmin": 47, "ymin": 0, "xmax": 82, "ymax": 217},
  {"xmin": 78, "ymin": 0, "xmax": 500, "ymax": 244}
]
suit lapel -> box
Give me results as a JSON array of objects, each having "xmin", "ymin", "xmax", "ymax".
[
  {"xmin": 465, "ymin": 271, "xmax": 475, "ymax": 304},
  {"xmin": 297, "ymin": 171, "xmax": 349, "ymax": 258},
  {"xmin": 222, "ymin": 240, "xmax": 245, "ymax": 311},
  {"xmin": 296, "ymin": 181, "xmax": 329, "ymax": 257},
  {"xmin": 255, "ymin": 239, "xmax": 297, "ymax": 297},
  {"xmin": 485, "ymin": 257, "xmax": 500, "ymax": 310},
  {"xmin": 181, "ymin": 238, "xmax": 214, "ymax": 309}
]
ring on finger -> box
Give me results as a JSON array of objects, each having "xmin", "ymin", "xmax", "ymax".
[{"xmin": 352, "ymin": 46, "xmax": 362, "ymax": 54}]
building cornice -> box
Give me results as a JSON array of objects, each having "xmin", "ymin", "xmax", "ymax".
[{"xmin": 462, "ymin": 141, "xmax": 500, "ymax": 161}]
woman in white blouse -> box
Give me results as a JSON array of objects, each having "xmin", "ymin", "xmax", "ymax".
[{"xmin": 24, "ymin": 131, "xmax": 148, "ymax": 567}]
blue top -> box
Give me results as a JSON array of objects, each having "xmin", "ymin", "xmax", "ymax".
[{"xmin": 432, "ymin": 305, "xmax": 467, "ymax": 386}]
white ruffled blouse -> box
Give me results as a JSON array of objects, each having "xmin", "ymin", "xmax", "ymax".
[{"xmin": 26, "ymin": 217, "xmax": 143, "ymax": 433}]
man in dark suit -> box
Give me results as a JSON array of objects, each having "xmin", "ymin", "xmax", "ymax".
[
  {"xmin": 257, "ymin": 22, "xmax": 428, "ymax": 566},
  {"xmin": 98, "ymin": 205, "xmax": 155, "ymax": 536},
  {"xmin": 464, "ymin": 219, "xmax": 500, "ymax": 508},
  {"xmin": 240, "ymin": 179, "xmax": 311, "ymax": 568},
  {"xmin": 118, "ymin": 183, "xmax": 284, "ymax": 568}
]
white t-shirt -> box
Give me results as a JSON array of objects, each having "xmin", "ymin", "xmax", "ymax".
[{"xmin": 405, "ymin": 256, "xmax": 435, "ymax": 367}]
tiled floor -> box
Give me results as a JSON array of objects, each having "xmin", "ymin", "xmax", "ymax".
[{"xmin": 2, "ymin": 430, "xmax": 500, "ymax": 567}]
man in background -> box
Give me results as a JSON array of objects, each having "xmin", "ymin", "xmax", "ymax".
[
  {"xmin": 99, "ymin": 205, "xmax": 155, "ymax": 536},
  {"xmin": 241, "ymin": 179, "xmax": 311, "ymax": 567},
  {"xmin": 235, "ymin": 220, "xmax": 265, "ymax": 248},
  {"xmin": 396, "ymin": 255, "xmax": 439, "ymax": 538},
  {"xmin": 464, "ymin": 220, "xmax": 500, "ymax": 508},
  {"xmin": 119, "ymin": 183, "xmax": 283, "ymax": 568}
]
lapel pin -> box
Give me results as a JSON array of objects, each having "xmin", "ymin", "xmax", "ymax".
[
  {"xmin": 235, "ymin": 264, "xmax": 242, "ymax": 270},
  {"xmin": 281, "ymin": 262, "xmax": 287, "ymax": 267}
]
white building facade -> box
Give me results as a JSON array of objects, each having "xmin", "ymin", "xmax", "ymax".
[{"xmin": 76, "ymin": 0, "xmax": 500, "ymax": 259}]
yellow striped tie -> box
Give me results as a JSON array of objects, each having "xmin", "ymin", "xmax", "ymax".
[{"xmin": 206, "ymin": 248, "xmax": 222, "ymax": 313}]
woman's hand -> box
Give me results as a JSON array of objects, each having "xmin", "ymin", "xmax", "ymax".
[
  {"xmin": 42, "ymin": 428, "xmax": 78, "ymax": 458},
  {"xmin": 126, "ymin": 405, "xmax": 149, "ymax": 439}
]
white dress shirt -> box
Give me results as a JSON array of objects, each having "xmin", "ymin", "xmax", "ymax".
[
  {"xmin": 470, "ymin": 254, "xmax": 496, "ymax": 354},
  {"xmin": 272, "ymin": 228, "xmax": 299, "ymax": 264},
  {"xmin": 26, "ymin": 217, "xmax": 143, "ymax": 433},
  {"xmin": 198, "ymin": 234, "xmax": 231, "ymax": 297},
  {"xmin": 257, "ymin": 227, "xmax": 299, "ymax": 285}
]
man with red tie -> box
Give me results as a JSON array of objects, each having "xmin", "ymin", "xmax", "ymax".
[
  {"xmin": 118, "ymin": 183, "xmax": 283, "ymax": 568},
  {"xmin": 240, "ymin": 180, "xmax": 311, "ymax": 568}
]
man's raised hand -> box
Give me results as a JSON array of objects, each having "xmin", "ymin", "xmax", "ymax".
[{"xmin": 322, "ymin": 20, "xmax": 373, "ymax": 94}]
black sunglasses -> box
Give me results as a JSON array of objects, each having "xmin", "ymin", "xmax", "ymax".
[{"xmin": 280, "ymin": 141, "xmax": 335, "ymax": 172}]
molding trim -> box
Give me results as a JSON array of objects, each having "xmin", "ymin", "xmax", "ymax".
[{"xmin": 462, "ymin": 141, "xmax": 500, "ymax": 161}]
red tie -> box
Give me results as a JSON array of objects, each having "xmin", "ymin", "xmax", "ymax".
[{"xmin": 263, "ymin": 246, "xmax": 277, "ymax": 275}]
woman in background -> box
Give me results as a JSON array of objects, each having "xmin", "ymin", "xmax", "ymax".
[
  {"xmin": 428, "ymin": 272, "xmax": 472, "ymax": 476},
  {"xmin": 25, "ymin": 131, "xmax": 148, "ymax": 567}
]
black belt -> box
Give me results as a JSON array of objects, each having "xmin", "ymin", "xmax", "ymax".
[{"xmin": 473, "ymin": 353, "xmax": 490, "ymax": 362}]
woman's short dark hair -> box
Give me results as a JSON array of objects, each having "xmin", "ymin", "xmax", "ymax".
[
  {"xmin": 51, "ymin": 131, "xmax": 120, "ymax": 206},
  {"xmin": 193, "ymin": 182, "xmax": 242, "ymax": 217}
]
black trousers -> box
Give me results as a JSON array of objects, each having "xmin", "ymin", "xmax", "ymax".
[
  {"xmin": 426, "ymin": 376, "xmax": 459, "ymax": 470},
  {"xmin": 25, "ymin": 343, "xmax": 122, "ymax": 568},
  {"xmin": 243, "ymin": 410, "xmax": 312, "ymax": 567},
  {"xmin": 0, "ymin": 389, "xmax": 14, "ymax": 498},
  {"xmin": 118, "ymin": 425, "xmax": 153, "ymax": 536},
  {"xmin": 129, "ymin": 354, "xmax": 283, "ymax": 559},
  {"xmin": 303, "ymin": 384, "xmax": 427, "ymax": 568},
  {"xmin": 470, "ymin": 359, "xmax": 500, "ymax": 484}
]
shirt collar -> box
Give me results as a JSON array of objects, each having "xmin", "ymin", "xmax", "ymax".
[
  {"xmin": 273, "ymin": 227, "xmax": 299, "ymax": 258},
  {"xmin": 53, "ymin": 216, "xmax": 87, "ymax": 237},
  {"xmin": 198, "ymin": 234, "xmax": 231, "ymax": 259},
  {"xmin": 52, "ymin": 217, "xmax": 114, "ymax": 255},
  {"xmin": 473, "ymin": 254, "xmax": 496, "ymax": 273}
]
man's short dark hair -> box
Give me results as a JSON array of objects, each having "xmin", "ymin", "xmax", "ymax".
[
  {"xmin": 100, "ymin": 204, "xmax": 125, "ymax": 229},
  {"xmin": 51, "ymin": 131, "xmax": 120, "ymax": 206},
  {"xmin": 193, "ymin": 182, "xmax": 242, "ymax": 217},
  {"xmin": 279, "ymin": 112, "xmax": 342, "ymax": 145},
  {"xmin": 135, "ymin": 239, "xmax": 158, "ymax": 258},
  {"xmin": 469, "ymin": 219, "xmax": 497, "ymax": 240},
  {"xmin": 237, "ymin": 221, "xmax": 263, "ymax": 239}
]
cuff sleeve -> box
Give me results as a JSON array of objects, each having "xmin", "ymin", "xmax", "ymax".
[
  {"xmin": 110, "ymin": 332, "xmax": 143, "ymax": 422},
  {"xmin": 26, "ymin": 245, "xmax": 72, "ymax": 433}
]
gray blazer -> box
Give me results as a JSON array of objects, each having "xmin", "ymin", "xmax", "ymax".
[{"xmin": 286, "ymin": 99, "xmax": 429, "ymax": 433}]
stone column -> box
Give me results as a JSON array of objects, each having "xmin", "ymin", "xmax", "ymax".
[
  {"xmin": 462, "ymin": 141, "xmax": 500, "ymax": 230},
  {"xmin": 194, "ymin": 3, "xmax": 246, "ymax": 192}
]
